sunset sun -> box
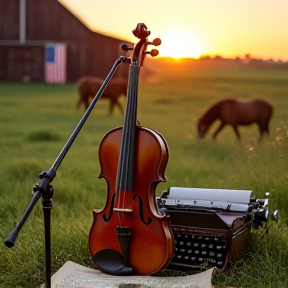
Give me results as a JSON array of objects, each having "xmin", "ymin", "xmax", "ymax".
[{"xmin": 158, "ymin": 29, "xmax": 204, "ymax": 59}]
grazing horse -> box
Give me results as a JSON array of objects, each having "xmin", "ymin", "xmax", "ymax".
[
  {"xmin": 197, "ymin": 98, "xmax": 273, "ymax": 141},
  {"xmin": 76, "ymin": 76, "xmax": 128, "ymax": 114}
]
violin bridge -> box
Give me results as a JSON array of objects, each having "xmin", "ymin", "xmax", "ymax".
[{"xmin": 113, "ymin": 208, "xmax": 133, "ymax": 213}]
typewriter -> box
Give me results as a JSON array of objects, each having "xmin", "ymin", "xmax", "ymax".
[{"xmin": 157, "ymin": 187, "xmax": 276, "ymax": 271}]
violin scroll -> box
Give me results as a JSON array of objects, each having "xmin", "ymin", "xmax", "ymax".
[
  {"xmin": 121, "ymin": 23, "xmax": 162, "ymax": 65},
  {"xmin": 132, "ymin": 23, "xmax": 150, "ymax": 40}
]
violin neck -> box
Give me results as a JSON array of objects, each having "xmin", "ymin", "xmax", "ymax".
[{"xmin": 116, "ymin": 64, "xmax": 140, "ymax": 191}]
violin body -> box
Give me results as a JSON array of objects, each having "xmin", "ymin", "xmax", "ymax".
[
  {"xmin": 89, "ymin": 125, "xmax": 174, "ymax": 275},
  {"xmin": 88, "ymin": 23, "xmax": 174, "ymax": 276}
]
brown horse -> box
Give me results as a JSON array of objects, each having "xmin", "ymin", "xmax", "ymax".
[
  {"xmin": 76, "ymin": 76, "xmax": 128, "ymax": 114},
  {"xmin": 197, "ymin": 98, "xmax": 273, "ymax": 141}
]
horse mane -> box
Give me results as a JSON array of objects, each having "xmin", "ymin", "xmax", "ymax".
[{"xmin": 199, "ymin": 100, "xmax": 225, "ymax": 125}]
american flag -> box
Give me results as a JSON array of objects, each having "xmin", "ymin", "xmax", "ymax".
[{"xmin": 45, "ymin": 44, "xmax": 67, "ymax": 84}]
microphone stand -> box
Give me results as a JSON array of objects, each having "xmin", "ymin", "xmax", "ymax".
[{"xmin": 4, "ymin": 55, "xmax": 129, "ymax": 288}]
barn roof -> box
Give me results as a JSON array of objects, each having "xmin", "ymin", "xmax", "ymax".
[
  {"xmin": 58, "ymin": 0, "xmax": 131, "ymax": 42},
  {"xmin": 0, "ymin": 0, "xmax": 131, "ymax": 44}
]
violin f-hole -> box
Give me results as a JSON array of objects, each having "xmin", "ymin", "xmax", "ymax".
[
  {"xmin": 132, "ymin": 195, "xmax": 152, "ymax": 225},
  {"xmin": 102, "ymin": 193, "xmax": 116, "ymax": 222}
]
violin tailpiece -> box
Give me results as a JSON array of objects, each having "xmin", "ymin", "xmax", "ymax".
[{"xmin": 116, "ymin": 226, "xmax": 132, "ymax": 268}]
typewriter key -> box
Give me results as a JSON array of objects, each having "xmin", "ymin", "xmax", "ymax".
[{"xmin": 210, "ymin": 259, "xmax": 216, "ymax": 264}]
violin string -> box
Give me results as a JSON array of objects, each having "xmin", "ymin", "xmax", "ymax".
[
  {"xmin": 117, "ymin": 100, "xmax": 128, "ymax": 226},
  {"xmin": 127, "ymin": 67, "xmax": 137, "ymax": 189},
  {"xmin": 115, "ymin": 101, "xmax": 125, "ymax": 226},
  {"xmin": 116, "ymin": 65, "xmax": 135, "ymax": 227},
  {"xmin": 122, "ymin": 68, "xmax": 137, "ymax": 226}
]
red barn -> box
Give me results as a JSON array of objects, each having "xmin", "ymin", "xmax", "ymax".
[{"xmin": 0, "ymin": 0, "xmax": 130, "ymax": 83}]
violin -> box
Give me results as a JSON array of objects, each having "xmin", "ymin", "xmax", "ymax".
[{"xmin": 88, "ymin": 23, "xmax": 174, "ymax": 276}]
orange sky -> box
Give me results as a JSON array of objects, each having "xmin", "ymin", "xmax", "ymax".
[{"xmin": 60, "ymin": 0, "xmax": 288, "ymax": 61}]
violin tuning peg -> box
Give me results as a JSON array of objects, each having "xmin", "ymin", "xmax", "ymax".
[
  {"xmin": 152, "ymin": 38, "xmax": 162, "ymax": 46},
  {"xmin": 146, "ymin": 38, "xmax": 162, "ymax": 47},
  {"xmin": 121, "ymin": 44, "xmax": 134, "ymax": 51},
  {"xmin": 149, "ymin": 49, "xmax": 159, "ymax": 57}
]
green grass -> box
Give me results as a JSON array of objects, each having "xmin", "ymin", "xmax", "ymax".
[{"xmin": 1, "ymin": 62, "xmax": 288, "ymax": 287}]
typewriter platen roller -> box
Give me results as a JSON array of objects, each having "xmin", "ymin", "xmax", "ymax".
[{"xmin": 157, "ymin": 187, "xmax": 274, "ymax": 271}]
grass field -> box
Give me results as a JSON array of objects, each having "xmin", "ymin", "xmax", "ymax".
[{"xmin": 0, "ymin": 61, "xmax": 288, "ymax": 287}]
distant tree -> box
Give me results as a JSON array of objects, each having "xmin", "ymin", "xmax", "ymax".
[{"xmin": 214, "ymin": 55, "xmax": 223, "ymax": 60}]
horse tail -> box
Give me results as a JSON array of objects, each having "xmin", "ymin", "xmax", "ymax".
[{"xmin": 265, "ymin": 102, "xmax": 274, "ymax": 134}]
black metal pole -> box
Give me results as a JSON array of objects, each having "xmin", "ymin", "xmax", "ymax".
[
  {"xmin": 4, "ymin": 189, "xmax": 42, "ymax": 248},
  {"xmin": 42, "ymin": 184, "xmax": 53, "ymax": 288},
  {"xmin": 4, "ymin": 55, "xmax": 129, "ymax": 288}
]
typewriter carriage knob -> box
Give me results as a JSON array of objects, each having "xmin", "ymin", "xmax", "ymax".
[{"xmin": 250, "ymin": 191, "xmax": 278, "ymax": 229}]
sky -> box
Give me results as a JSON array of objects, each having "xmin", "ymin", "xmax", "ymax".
[{"xmin": 60, "ymin": 0, "xmax": 288, "ymax": 61}]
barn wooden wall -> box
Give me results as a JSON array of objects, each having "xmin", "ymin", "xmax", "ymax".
[
  {"xmin": 0, "ymin": 0, "xmax": 130, "ymax": 82},
  {"xmin": 0, "ymin": 45, "xmax": 44, "ymax": 82}
]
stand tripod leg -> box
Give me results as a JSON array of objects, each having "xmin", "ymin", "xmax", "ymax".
[{"xmin": 42, "ymin": 185, "xmax": 53, "ymax": 288}]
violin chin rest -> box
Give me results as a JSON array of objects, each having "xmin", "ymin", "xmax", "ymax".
[{"xmin": 92, "ymin": 249, "xmax": 133, "ymax": 276}]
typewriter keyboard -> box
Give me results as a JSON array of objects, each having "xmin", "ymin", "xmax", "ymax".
[{"xmin": 172, "ymin": 231, "xmax": 228, "ymax": 270}]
